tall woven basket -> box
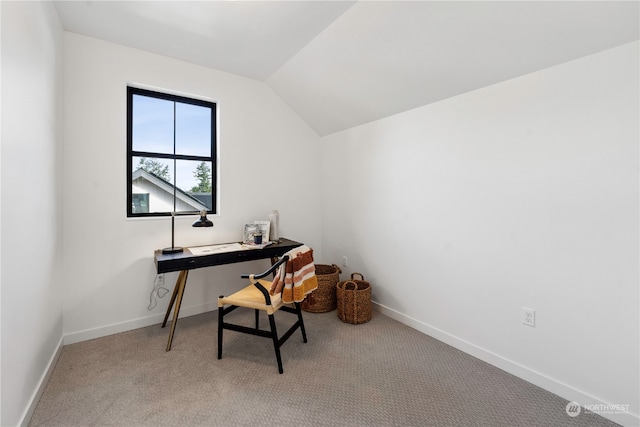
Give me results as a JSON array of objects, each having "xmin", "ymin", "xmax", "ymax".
[
  {"xmin": 337, "ymin": 273, "xmax": 372, "ymax": 324},
  {"xmin": 301, "ymin": 264, "xmax": 341, "ymax": 313}
]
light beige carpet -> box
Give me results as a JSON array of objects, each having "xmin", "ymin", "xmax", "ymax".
[{"xmin": 30, "ymin": 309, "xmax": 617, "ymax": 426}]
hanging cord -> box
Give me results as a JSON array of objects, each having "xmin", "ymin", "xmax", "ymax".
[{"xmin": 148, "ymin": 275, "xmax": 170, "ymax": 310}]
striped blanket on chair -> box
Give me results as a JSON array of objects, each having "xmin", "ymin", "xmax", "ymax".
[{"xmin": 270, "ymin": 245, "xmax": 318, "ymax": 303}]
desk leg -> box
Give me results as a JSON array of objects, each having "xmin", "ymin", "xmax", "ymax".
[
  {"xmin": 162, "ymin": 270, "xmax": 186, "ymax": 328},
  {"xmin": 163, "ymin": 270, "xmax": 189, "ymax": 351}
]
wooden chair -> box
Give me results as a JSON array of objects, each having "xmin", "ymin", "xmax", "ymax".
[{"xmin": 217, "ymin": 256, "xmax": 308, "ymax": 374}]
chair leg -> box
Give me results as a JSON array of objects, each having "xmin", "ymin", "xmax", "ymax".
[
  {"xmin": 268, "ymin": 314, "xmax": 284, "ymax": 374},
  {"xmin": 217, "ymin": 301, "xmax": 224, "ymax": 360},
  {"xmin": 254, "ymin": 309, "xmax": 260, "ymax": 329},
  {"xmin": 295, "ymin": 302, "xmax": 308, "ymax": 343}
]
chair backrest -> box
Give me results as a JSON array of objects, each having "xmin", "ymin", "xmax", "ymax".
[
  {"xmin": 241, "ymin": 255, "xmax": 289, "ymax": 305},
  {"xmin": 241, "ymin": 255, "xmax": 289, "ymax": 282}
]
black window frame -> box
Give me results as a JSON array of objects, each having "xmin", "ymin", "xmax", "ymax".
[{"xmin": 126, "ymin": 86, "xmax": 217, "ymax": 218}]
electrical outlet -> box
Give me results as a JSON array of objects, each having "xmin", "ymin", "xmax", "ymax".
[
  {"xmin": 342, "ymin": 256, "xmax": 348, "ymax": 267},
  {"xmin": 522, "ymin": 307, "xmax": 535, "ymax": 327},
  {"xmin": 155, "ymin": 274, "xmax": 164, "ymax": 287}
]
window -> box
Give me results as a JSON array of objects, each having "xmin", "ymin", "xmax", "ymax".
[
  {"xmin": 127, "ymin": 86, "xmax": 216, "ymax": 218},
  {"xmin": 132, "ymin": 193, "xmax": 149, "ymax": 214}
]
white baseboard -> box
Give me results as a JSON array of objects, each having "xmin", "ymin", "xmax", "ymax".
[
  {"xmin": 372, "ymin": 301, "xmax": 639, "ymax": 427},
  {"xmin": 19, "ymin": 336, "xmax": 63, "ymax": 427},
  {"xmin": 63, "ymin": 301, "xmax": 218, "ymax": 345}
]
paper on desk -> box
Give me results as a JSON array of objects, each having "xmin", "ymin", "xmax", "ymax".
[
  {"xmin": 188, "ymin": 243, "xmax": 245, "ymax": 256},
  {"xmin": 241, "ymin": 241, "xmax": 273, "ymax": 250}
]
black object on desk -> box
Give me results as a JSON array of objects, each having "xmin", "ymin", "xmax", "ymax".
[{"xmin": 154, "ymin": 238, "xmax": 303, "ymax": 351}]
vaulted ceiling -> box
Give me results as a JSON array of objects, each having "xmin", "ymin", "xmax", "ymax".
[{"xmin": 54, "ymin": 1, "xmax": 639, "ymax": 136}]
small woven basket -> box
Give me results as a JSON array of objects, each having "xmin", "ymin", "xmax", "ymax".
[
  {"xmin": 301, "ymin": 264, "xmax": 341, "ymax": 313},
  {"xmin": 336, "ymin": 273, "xmax": 372, "ymax": 324}
]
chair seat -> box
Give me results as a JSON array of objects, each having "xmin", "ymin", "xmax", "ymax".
[{"xmin": 218, "ymin": 279, "xmax": 282, "ymax": 315}]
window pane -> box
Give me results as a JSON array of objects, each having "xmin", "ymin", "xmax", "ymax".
[
  {"xmin": 176, "ymin": 159, "xmax": 213, "ymax": 211},
  {"xmin": 175, "ymin": 102, "xmax": 211, "ymax": 157},
  {"xmin": 132, "ymin": 95, "xmax": 174, "ymax": 154},
  {"xmin": 132, "ymin": 156, "xmax": 174, "ymax": 214}
]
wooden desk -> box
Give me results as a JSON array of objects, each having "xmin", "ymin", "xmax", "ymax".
[{"xmin": 154, "ymin": 238, "xmax": 303, "ymax": 351}]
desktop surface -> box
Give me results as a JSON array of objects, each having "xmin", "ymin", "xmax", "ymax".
[{"xmin": 154, "ymin": 238, "xmax": 302, "ymax": 274}]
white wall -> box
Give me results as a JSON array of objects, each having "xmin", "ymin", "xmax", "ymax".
[
  {"xmin": 62, "ymin": 33, "xmax": 322, "ymax": 343},
  {"xmin": 1, "ymin": 2, "xmax": 64, "ymax": 426},
  {"xmin": 321, "ymin": 42, "xmax": 639, "ymax": 425}
]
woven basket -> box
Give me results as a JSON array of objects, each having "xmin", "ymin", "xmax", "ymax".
[
  {"xmin": 336, "ymin": 273, "xmax": 372, "ymax": 324},
  {"xmin": 301, "ymin": 264, "xmax": 341, "ymax": 313}
]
